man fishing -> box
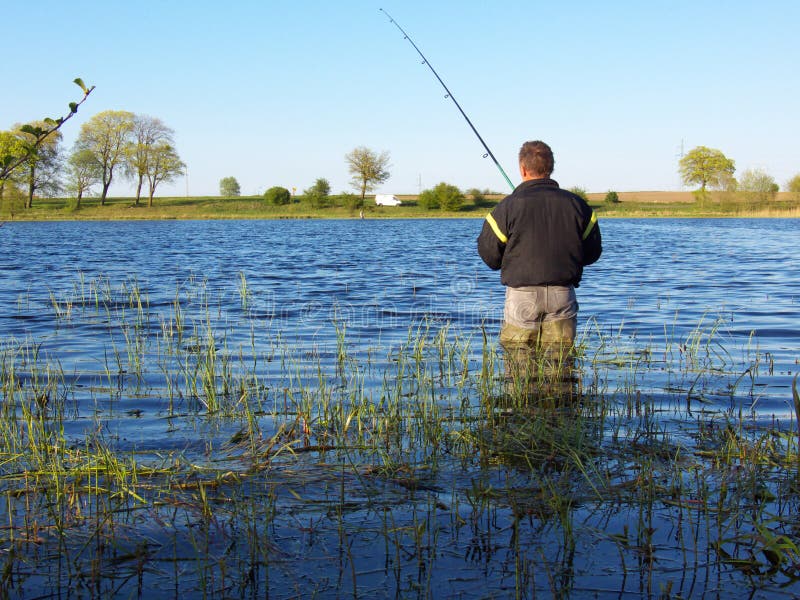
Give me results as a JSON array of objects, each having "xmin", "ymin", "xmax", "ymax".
[{"xmin": 477, "ymin": 140, "xmax": 602, "ymax": 358}]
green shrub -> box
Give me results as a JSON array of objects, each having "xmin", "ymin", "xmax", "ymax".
[
  {"xmin": 418, "ymin": 189, "xmax": 439, "ymax": 210},
  {"xmin": 264, "ymin": 186, "xmax": 291, "ymax": 206},
  {"xmin": 787, "ymin": 174, "xmax": 800, "ymax": 195},
  {"xmin": 466, "ymin": 187, "xmax": 489, "ymax": 208},
  {"xmin": 568, "ymin": 186, "xmax": 588, "ymax": 201},
  {"xmin": 339, "ymin": 192, "xmax": 361, "ymax": 210},
  {"xmin": 604, "ymin": 191, "xmax": 620, "ymax": 204},
  {"xmin": 304, "ymin": 178, "xmax": 331, "ymax": 209},
  {"xmin": 419, "ymin": 182, "xmax": 464, "ymax": 211}
]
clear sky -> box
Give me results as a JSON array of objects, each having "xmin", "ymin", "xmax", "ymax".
[{"xmin": 3, "ymin": 0, "xmax": 798, "ymax": 197}]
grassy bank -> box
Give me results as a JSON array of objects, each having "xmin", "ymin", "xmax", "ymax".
[{"xmin": 1, "ymin": 191, "xmax": 799, "ymax": 220}]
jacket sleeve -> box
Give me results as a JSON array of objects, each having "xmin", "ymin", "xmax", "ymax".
[
  {"xmin": 580, "ymin": 208, "xmax": 602, "ymax": 266},
  {"xmin": 477, "ymin": 205, "xmax": 508, "ymax": 270}
]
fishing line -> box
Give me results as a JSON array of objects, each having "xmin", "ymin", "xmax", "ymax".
[{"xmin": 379, "ymin": 8, "xmax": 514, "ymax": 191}]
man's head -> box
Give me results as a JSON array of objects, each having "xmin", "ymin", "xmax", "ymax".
[{"xmin": 518, "ymin": 140, "xmax": 554, "ymax": 180}]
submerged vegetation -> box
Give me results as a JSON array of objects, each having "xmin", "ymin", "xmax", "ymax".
[{"xmin": 1, "ymin": 273, "xmax": 798, "ymax": 597}]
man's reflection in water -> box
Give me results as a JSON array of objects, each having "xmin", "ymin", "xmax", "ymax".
[{"xmin": 499, "ymin": 317, "xmax": 579, "ymax": 407}]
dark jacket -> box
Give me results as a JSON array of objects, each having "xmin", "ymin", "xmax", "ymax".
[{"xmin": 477, "ymin": 178, "xmax": 602, "ymax": 287}]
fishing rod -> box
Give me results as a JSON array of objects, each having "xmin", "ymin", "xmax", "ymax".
[{"xmin": 379, "ymin": 8, "xmax": 514, "ymax": 191}]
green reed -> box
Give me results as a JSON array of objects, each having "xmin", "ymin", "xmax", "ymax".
[{"xmin": 1, "ymin": 273, "xmax": 798, "ymax": 597}]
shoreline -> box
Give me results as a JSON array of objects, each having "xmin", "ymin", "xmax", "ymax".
[{"xmin": 1, "ymin": 192, "xmax": 798, "ymax": 221}]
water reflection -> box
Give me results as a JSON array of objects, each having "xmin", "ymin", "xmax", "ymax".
[{"xmin": 500, "ymin": 321, "xmax": 580, "ymax": 406}]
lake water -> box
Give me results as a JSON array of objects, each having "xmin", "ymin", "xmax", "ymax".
[
  {"xmin": 0, "ymin": 218, "xmax": 798, "ymax": 598},
  {"xmin": 3, "ymin": 218, "xmax": 796, "ymax": 408}
]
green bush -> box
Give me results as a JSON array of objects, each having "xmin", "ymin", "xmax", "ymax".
[
  {"xmin": 304, "ymin": 178, "xmax": 331, "ymax": 209},
  {"xmin": 604, "ymin": 191, "xmax": 620, "ymax": 204},
  {"xmin": 466, "ymin": 187, "xmax": 489, "ymax": 208},
  {"xmin": 338, "ymin": 192, "xmax": 361, "ymax": 210},
  {"xmin": 787, "ymin": 174, "xmax": 800, "ymax": 195},
  {"xmin": 418, "ymin": 189, "xmax": 439, "ymax": 210},
  {"xmin": 419, "ymin": 182, "xmax": 464, "ymax": 211},
  {"xmin": 263, "ymin": 186, "xmax": 291, "ymax": 206},
  {"xmin": 568, "ymin": 186, "xmax": 588, "ymax": 201}
]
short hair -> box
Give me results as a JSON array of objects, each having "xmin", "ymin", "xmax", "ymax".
[{"xmin": 518, "ymin": 141, "xmax": 554, "ymax": 177}]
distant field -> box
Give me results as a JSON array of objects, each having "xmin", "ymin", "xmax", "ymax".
[{"xmin": 589, "ymin": 191, "xmax": 696, "ymax": 203}]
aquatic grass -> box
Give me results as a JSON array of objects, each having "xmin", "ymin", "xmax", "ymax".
[{"xmin": 1, "ymin": 274, "xmax": 799, "ymax": 597}]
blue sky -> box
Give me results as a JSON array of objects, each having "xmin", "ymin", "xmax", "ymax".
[{"xmin": 3, "ymin": 0, "xmax": 798, "ymax": 197}]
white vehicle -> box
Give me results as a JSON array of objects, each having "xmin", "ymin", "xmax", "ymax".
[{"xmin": 374, "ymin": 194, "xmax": 402, "ymax": 206}]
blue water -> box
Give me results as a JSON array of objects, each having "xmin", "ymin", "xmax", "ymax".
[
  {"xmin": 1, "ymin": 217, "xmax": 799, "ymax": 599},
  {"xmin": 1, "ymin": 218, "xmax": 797, "ymax": 400}
]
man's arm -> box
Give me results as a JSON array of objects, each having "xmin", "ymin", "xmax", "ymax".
[
  {"xmin": 581, "ymin": 209, "xmax": 602, "ymax": 266},
  {"xmin": 477, "ymin": 210, "xmax": 507, "ymax": 270}
]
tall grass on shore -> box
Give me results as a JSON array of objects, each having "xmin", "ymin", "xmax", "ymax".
[{"xmin": 0, "ymin": 274, "xmax": 798, "ymax": 597}]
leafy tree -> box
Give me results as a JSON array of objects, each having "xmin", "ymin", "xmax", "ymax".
[
  {"xmin": 75, "ymin": 110, "xmax": 135, "ymax": 205},
  {"xmin": 304, "ymin": 178, "xmax": 331, "ymax": 209},
  {"xmin": 1, "ymin": 80, "xmax": 92, "ymax": 184},
  {"xmin": 419, "ymin": 182, "xmax": 464, "ymax": 211},
  {"xmin": 127, "ymin": 115, "xmax": 175, "ymax": 206},
  {"xmin": 144, "ymin": 142, "xmax": 184, "ymax": 206},
  {"xmin": 0, "ymin": 78, "xmax": 93, "ymax": 203},
  {"xmin": 786, "ymin": 174, "xmax": 800, "ymax": 196},
  {"xmin": 345, "ymin": 146, "xmax": 390, "ymax": 207},
  {"xmin": 679, "ymin": 146, "xmax": 735, "ymax": 199},
  {"xmin": 65, "ymin": 148, "xmax": 102, "ymax": 208},
  {"xmin": 0, "ymin": 131, "xmax": 28, "ymax": 202},
  {"xmin": 738, "ymin": 168, "xmax": 778, "ymax": 203},
  {"xmin": 264, "ymin": 186, "xmax": 291, "ymax": 205},
  {"xmin": 13, "ymin": 121, "xmax": 63, "ymax": 208},
  {"xmin": 219, "ymin": 176, "xmax": 241, "ymax": 197},
  {"xmin": 604, "ymin": 191, "xmax": 620, "ymax": 204}
]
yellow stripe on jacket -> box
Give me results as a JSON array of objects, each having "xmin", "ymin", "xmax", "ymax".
[{"xmin": 485, "ymin": 213, "xmax": 507, "ymax": 244}]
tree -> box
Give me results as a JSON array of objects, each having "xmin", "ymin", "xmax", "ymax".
[
  {"xmin": 0, "ymin": 78, "xmax": 93, "ymax": 204},
  {"xmin": 0, "ymin": 131, "xmax": 27, "ymax": 202},
  {"xmin": 144, "ymin": 142, "xmax": 184, "ymax": 206},
  {"xmin": 127, "ymin": 115, "xmax": 175, "ymax": 206},
  {"xmin": 65, "ymin": 148, "xmax": 102, "ymax": 208},
  {"xmin": 786, "ymin": 174, "xmax": 800, "ymax": 196},
  {"xmin": 419, "ymin": 182, "xmax": 464, "ymax": 211},
  {"xmin": 75, "ymin": 110, "xmax": 135, "ymax": 205},
  {"xmin": 264, "ymin": 186, "xmax": 291, "ymax": 205},
  {"xmin": 738, "ymin": 168, "xmax": 778, "ymax": 203},
  {"xmin": 14, "ymin": 121, "xmax": 63, "ymax": 208},
  {"xmin": 219, "ymin": 176, "xmax": 240, "ymax": 197},
  {"xmin": 345, "ymin": 146, "xmax": 390, "ymax": 207},
  {"xmin": 304, "ymin": 178, "xmax": 331, "ymax": 209},
  {"xmin": 604, "ymin": 191, "xmax": 620, "ymax": 204},
  {"xmin": 679, "ymin": 146, "xmax": 736, "ymax": 199}
]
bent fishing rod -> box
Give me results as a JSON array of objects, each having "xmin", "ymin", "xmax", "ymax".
[{"xmin": 379, "ymin": 8, "xmax": 514, "ymax": 191}]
